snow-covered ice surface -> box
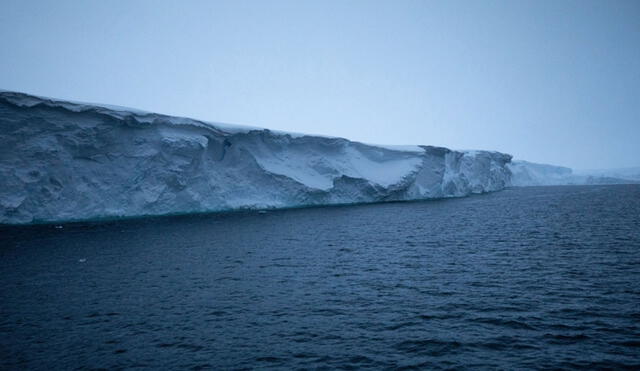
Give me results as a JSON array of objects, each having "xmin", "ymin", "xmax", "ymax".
[
  {"xmin": 0, "ymin": 91, "xmax": 513, "ymax": 224},
  {"xmin": 508, "ymin": 160, "xmax": 640, "ymax": 186}
]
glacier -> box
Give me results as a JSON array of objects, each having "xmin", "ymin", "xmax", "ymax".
[
  {"xmin": 508, "ymin": 161, "xmax": 573, "ymax": 186},
  {"xmin": 0, "ymin": 91, "xmax": 513, "ymax": 225},
  {"xmin": 508, "ymin": 160, "xmax": 640, "ymax": 186}
]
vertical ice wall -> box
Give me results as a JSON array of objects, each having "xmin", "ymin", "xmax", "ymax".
[{"xmin": 0, "ymin": 91, "xmax": 512, "ymax": 224}]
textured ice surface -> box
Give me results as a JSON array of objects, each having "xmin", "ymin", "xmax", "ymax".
[{"xmin": 0, "ymin": 91, "xmax": 512, "ymax": 224}]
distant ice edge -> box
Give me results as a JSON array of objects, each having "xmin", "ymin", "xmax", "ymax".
[
  {"xmin": 0, "ymin": 91, "xmax": 512, "ymax": 224},
  {"xmin": 508, "ymin": 160, "xmax": 640, "ymax": 186}
]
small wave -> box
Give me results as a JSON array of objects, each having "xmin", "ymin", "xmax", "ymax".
[
  {"xmin": 543, "ymin": 333, "xmax": 591, "ymax": 343},
  {"xmin": 395, "ymin": 339, "xmax": 463, "ymax": 356},
  {"xmin": 470, "ymin": 317, "xmax": 537, "ymax": 330}
]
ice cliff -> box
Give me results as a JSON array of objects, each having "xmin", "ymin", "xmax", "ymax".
[
  {"xmin": 508, "ymin": 160, "xmax": 640, "ymax": 186},
  {"xmin": 0, "ymin": 91, "xmax": 512, "ymax": 224},
  {"xmin": 508, "ymin": 161, "xmax": 574, "ymax": 186}
]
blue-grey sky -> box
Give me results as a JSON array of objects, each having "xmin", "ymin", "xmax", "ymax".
[{"xmin": 1, "ymin": 0, "xmax": 639, "ymax": 169}]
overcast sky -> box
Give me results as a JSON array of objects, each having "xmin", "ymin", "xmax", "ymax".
[{"xmin": 1, "ymin": 0, "xmax": 639, "ymax": 169}]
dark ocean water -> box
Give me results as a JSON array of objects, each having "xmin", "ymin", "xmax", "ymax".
[{"xmin": 1, "ymin": 185, "xmax": 639, "ymax": 370}]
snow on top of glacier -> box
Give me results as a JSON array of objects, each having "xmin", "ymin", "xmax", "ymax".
[
  {"xmin": 253, "ymin": 142, "xmax": 424, "ymax": 190},
  {"xmin": 363, "ymin": 143, "xmax": 425, "ymax": 153},
  {"xmin": 0, "ymin": 89, "xmax": 427, "ymax": 154}
]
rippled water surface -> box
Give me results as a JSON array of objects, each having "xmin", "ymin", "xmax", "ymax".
[{"xmin": 1, "ymin": 185, "xmax": 640, "ymax": 370}]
